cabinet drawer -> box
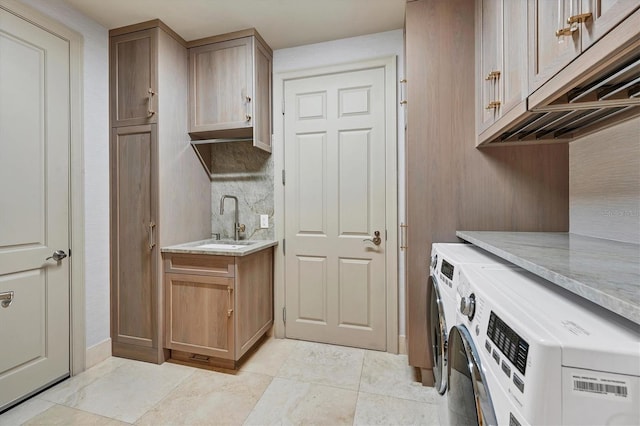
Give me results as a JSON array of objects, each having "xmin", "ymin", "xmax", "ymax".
[{"xmin": 164, "ymin": 253, "xmax": 234, "ymax": 277}]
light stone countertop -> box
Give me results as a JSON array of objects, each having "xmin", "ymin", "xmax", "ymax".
[
  {"xmin": 456, "ymin": 231, "xmax": 640, "ymax": 325},
  {"xmin": 161, "ymin": 238, "xmax": 278, "ymax": 257}
]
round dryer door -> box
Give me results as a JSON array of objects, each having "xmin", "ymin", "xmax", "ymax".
[
  {"xmin": 447, "ymin": 325, "xmax": 497, "ymax": 426},
  {"xmin": 429, "ymin": 276, "xmax": 447, "ymax": 394}
]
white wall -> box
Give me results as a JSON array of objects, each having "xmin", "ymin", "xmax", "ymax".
[
  {"xmin": 274, "ymin": 29, "xmax": 407, "ymax": 337},
  {"xmin": 570, "ymin": 117, "xmax": 640, "ymax": 244},
  {"xmin": 20, "ymin": 0, "xmax": 110, "ymax": 349}
]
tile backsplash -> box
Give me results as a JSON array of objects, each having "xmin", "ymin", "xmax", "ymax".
[{"xmin": 209, "ymin": 141, "xmax": 274, "ymax": 240}]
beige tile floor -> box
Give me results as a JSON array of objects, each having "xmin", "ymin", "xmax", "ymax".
[{"xmin": 0, "ymin": 338, "xmax": 441, "ymax": 426}]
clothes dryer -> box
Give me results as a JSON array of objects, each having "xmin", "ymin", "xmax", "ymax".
[{"xmin": 448, "ymin": 264, "xmax": 639, "ymax": 426}]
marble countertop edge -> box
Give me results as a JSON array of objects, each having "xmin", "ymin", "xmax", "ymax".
[
  {"xmin": 456, "ymin": 231, "xmax": 640, "ymax": 326},
  {"xmin": 161, "ymin": 238, "xmax": 278, "ymax": 257}
]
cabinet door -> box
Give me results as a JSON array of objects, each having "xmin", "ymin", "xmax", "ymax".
[
  {"xmin": 501, "ymin": 0, "xmax": 528, "ymax": 115},
  {"xmin": 189, "ymin": 37, "xmax": 253, "ymax": 134},
  {"xmin": 529, "ymin": 0, "xmax": 581, "ymax": 91},
  {"xmin": 165, "ymin": 273, "xmax": 235, "ymax": 360},
  {"xmin": 110, "ymin": 124, "xmax": 160, "ymax": 362},
  {"xmin": 580, "ymin": 0, "xmax": 639, "ymax": 49},
  {"xmin": 478, "ymin": 0, "xmax": 502, "ymax": 133},
  {"xmin": 110, "ymin": 29, "xmax": 157, "ymax": 127}
]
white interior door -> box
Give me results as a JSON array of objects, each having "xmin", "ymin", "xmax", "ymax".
[
  {"xmin": 0, "ymin": 7, "xmax": 70, "ymax": 410},
  {"xmin": 284, "ymin": 66, "xmax": 387, "ymax": 350}
]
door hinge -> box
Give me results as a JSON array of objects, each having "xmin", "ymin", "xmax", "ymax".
[
  {"xmin": 282, "ymin": 98, "xmax": 285, "ymax": 115},
  {"xmin": 68, "ymin": 248, "xmax": 72, "ymax": 257},
  {"xmin": 283, "ymin": 238, "xmax": 286, "ymax": 255},
  {"xmin": 271, "ymin": 134, "xmax": 274, "ymax": 146},
  {"xmin": 283, "ymin": 307, "xmax": 286, "ymax": 324},
  {"xmin": 282, "ymin": 169, "xmax": 285, "ymax": 185},
  {"xmin": 385, "ymin": 230, "xmax": 387, "ymax": 241}
]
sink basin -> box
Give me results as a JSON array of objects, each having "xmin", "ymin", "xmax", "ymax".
[
  {"xmin": 197, "ymin": 241, "xmax": 259, "ymax": 250},
  {"xmin": 198, "ymin": 243, "xmax": 245, "ymax": 250}
]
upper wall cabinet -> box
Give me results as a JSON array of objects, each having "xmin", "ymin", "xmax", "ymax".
[
  {"xmin": 477, "ymin": 0, "xmax": 528, "ymax": 134},
  {"xmin": 188, "ymin": 29, "xmax": 273, "ymax": 153},
  {"xmin": 477, "ymin": 1, "xmax": 640, "ymax": 146},
  {"xmin": 110, "ymin": 29, "xmax": 158, "ymax": 127},
  {"xmin": 529, "ymin": 0, "xmax": 638, "ymax": 92}
]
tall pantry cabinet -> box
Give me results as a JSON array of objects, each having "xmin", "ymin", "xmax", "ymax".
[
  {"xmin": 109, "ymin": 21, "xmax": 210, "ymax": 363},
  {"xmin": 404, "ymin": 0, "xmax": 568, "ymax": 382}
]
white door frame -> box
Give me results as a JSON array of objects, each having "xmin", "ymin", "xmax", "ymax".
[
  {"xmin": 273, "ymin": 56, "xmax": 398, "ymax": 353},
  {"xmin": 1, "ymin": 0, "xmax": 85, "ymax": 375}
]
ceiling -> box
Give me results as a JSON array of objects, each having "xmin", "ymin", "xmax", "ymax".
[{"xmin": 63, "ymin": 0, "xmax": 406, "ymax": 49}]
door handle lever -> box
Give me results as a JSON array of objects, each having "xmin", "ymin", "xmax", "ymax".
[
  {"xmin": 0, "ymin": 291, "xmax": 14, "ymax": 308},
  {"xmin": 363, "ymin": 231, "xmax": 382, "ymax": 246},
  {"xmin": 46, "ymin": 250, "xmax": 68, "ymax": 262}
]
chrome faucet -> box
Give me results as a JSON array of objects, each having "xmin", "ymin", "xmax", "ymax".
[{"xmin": 220, "ymin": 195, "xmax": 245, "ymax": 241}]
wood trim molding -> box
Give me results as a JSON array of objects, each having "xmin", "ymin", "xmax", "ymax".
[
  {"xmin": 0, "ymin": 0, "xmax": 86, "ymax": 375},
  {"xmin": 187, "ymin": 27, "xmax": 273, "ymax": 55},
  {"xmin": 272, "ymin": 56, "xmax": 399, "ymax": 353},
  {"xmin": 109, "ymin": 19, "xmax": 187, "ymax": 47}
]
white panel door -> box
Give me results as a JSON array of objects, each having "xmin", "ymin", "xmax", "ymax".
[
  {"xmin": 0, "ymin": 7, "xmax": 70, "ymax": 410},
  {"xmin": 284, "ymin": 66, "xmax": 387, "ymax": 350}
]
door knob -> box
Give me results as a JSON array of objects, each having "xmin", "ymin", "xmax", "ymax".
[
  {"xmin": 46, "ymin": 250, "xmax": 68, "ymax": 262},
  {"xmin": 364, "ymin": 231, "xmax": 382, "ymax": 246}
]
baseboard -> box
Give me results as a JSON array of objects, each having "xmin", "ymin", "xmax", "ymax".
[
  {"xmin": 85, "ymin": 338, "xmax": 112, "ymax": 369},
  {"xmin": 398, "ymin": 335, "xmax": 407, "ymax": 355}
]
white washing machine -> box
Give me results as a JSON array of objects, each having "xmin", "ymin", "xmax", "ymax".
[
  {"xmin": 448, "ymin": 264, "xmax": 640, "ymax": 426},
  {"xmin": 428, "ymin": 244, "xmax": 513, "ymax": 425},
  {"xmin": 429, "ymin": 243, "xmax": 513, "ymax": 393}
]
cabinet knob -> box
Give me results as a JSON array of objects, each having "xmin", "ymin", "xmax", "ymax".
[{"xmin": 246, "ymin": 114, "xmax": 252, "ymax": 122}]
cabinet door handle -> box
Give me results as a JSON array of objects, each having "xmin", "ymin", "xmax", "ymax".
[
  {"xmin": 227, "ymin": 286, "xmax": 233, "ymax": 317},
  {"xmin": 485, "ymin": 70, "xmax": 501, "ymax": 81},
  {"xmin": 148, "ymin": 221, "xmax": 156, "ymax": 250},
  {"xmin": 400, "ymin": 223, "xmax": 407, "ymax": 251},
  {"xmin": 485, "ymin": 101, "xmax": 501, "ymax": 109},
  {"xmin": 555, "ymin": 26, "xmax": 577, "ymax": 36},
  {"xmin": 567, "ymin": 12, "xmax": 592, "ymax": 24},
  {"xmin": 244, "ymin": 93, "xmax": 252, "ymax": 123},
  {"xmin": 147, "ymin": 88, "xmax": 156, "ymax": 117}
]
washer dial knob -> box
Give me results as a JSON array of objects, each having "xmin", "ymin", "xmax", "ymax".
[{"xmin": 460, "ymin": 293, "xmax": 476, "ymax": 320}]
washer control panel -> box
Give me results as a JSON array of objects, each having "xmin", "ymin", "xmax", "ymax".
[{"xmin": 487, "ymin": 311, "xmax": 529, "ymax": 376}]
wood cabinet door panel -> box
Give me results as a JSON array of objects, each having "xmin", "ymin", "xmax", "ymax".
[
  {"xmin": 580, "ymin": 0, "xmax": 639, "ymax": 49},
  {"xmin": 478, "ymin": 0, "xmax": 502, "ymax": 133},
  {"xmin": 110, "ymin": 125, "xmax": 159, "ymax": 351},
  {"xmin": 165, "ymin": 273, "xmax": 235, "ymax": 359},
  {"xmin": 529, "ymin": 0, "xmax": 581, "ymax": 91},
  {"xmin": 110, "ymin": 29, "xmax": 157, "ymax": 126},
  {"xmin": 189, "ymin": 37, "xmax": 253, "ymax": 133},
  {"xmin": 501, "ymin": 0, "xmax": 528, "ymax": 114}
]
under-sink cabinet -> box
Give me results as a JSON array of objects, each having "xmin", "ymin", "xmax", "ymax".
[
  {"xmin": 188, "ymin": 29, "xmax": 273, "ymax": 152},
  {"xmin": 163, "ymin": 248, "xmax": 273, "ymax": 369}
]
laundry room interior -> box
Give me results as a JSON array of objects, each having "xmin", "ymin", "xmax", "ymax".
[{"xmin": 0, "ymin": 0, "xmax": 638, "ymax": 424}]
